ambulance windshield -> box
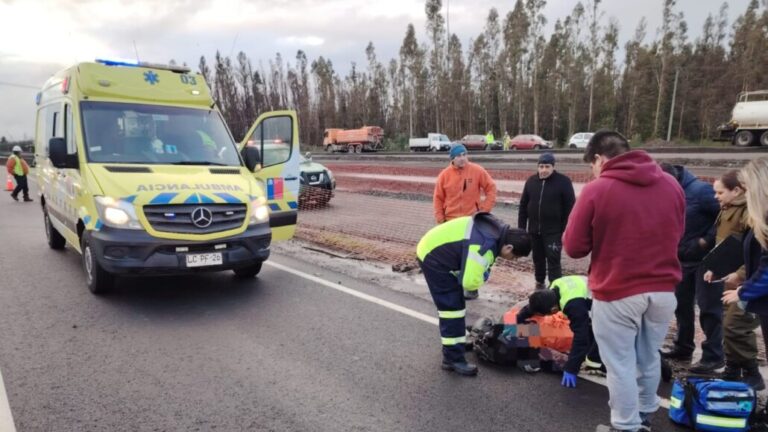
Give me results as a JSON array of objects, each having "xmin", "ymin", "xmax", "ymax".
[{"xmin": 81, "ymin": 102, "xmax": 241, "ymax": 166}]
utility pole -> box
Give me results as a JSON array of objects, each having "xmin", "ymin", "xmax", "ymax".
[{"xmin": 666, "ymin": 68, "xmax": 679, "ymax": 142}]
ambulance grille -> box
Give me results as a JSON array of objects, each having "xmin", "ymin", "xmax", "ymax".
[
  {"xmin": 104, "ymin": 166, "xmax": 153, "ymax": 173},
  {"xmin": 143, "ymin": 204, "xmax": 247, "ymax": 234},
  {"xmin": 209, "ymin": 168, "xmax": 241, "ymax": 175}
]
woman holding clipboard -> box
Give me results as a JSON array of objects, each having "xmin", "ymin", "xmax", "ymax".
[
  {"xmin": 702, "ymin": 170, "xmax": 763, "ymax": 388},
  {"xmin": 722, "ymin": 160, "xmax": 768, "ymax": 396}
]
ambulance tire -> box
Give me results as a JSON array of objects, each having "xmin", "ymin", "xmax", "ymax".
[
  {"xmin": 43, "ymin": 207, "xmax": 66, "ymax": 250},
  {"xmin": 233, "ymin": 261, "xmax": 263, "ymax": 278},
  {"xmin": 81, "ymin": 236, "xmax": 115, "ymax": 295}
]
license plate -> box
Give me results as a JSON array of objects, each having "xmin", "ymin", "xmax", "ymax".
[{"xmin": 185, "ymin": 252, "xmax": 223, "ymax": 267}]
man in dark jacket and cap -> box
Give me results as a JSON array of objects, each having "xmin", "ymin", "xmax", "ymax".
[
  {"xmin": 518, "ymin": 152, "xmax": 576, "ymax": 289},
  {"xmin": 659, "ymin": 163, "xmax": 722, "ymax": 373}
]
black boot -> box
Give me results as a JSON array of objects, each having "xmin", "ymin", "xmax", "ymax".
[
  {"xmin": 441, "ymin": 359, "xmax": 478, "ymax": 376},
  {"xmin": 742, "ymin": 361, "xmax": 765, "ymax": 391},
  {"xmin": 721, "ymin": 361, "xmax": 742, "ymax": 381},
  {"xmin": 660, "ymin": 347, "xmax": 693, "ymax": 362}
]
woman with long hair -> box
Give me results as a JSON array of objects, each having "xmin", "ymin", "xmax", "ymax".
[
  {"xmin": 722, "ymin": 158, "xmax": 768, "ymax": 394},
  {"xmin": 704, "ymin": 170, "xmax": 762, "ymax": 388}
]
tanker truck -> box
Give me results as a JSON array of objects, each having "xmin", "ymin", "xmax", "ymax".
[
  {"xmin": 718, "ymin": 90, "xmax": 768, "ymax": 147},
  {"xmin": 323, "ymin": 126, "xmax": 384, "ymax": 153}
]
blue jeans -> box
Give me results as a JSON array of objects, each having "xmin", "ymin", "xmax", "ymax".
[{"xmin": 592, "ymin": 292, "xmax": 676, "ymax": 431}]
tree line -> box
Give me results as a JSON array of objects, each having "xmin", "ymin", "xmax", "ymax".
[{"xmin": 199, "ymin": 0, "xmax": 768, "ymax": 148}]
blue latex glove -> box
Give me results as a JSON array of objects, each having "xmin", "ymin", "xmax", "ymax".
[
  {"xmin": 483, "ymin": 270, "xmax": 490, "ymax": 282},
  {"xmin": 561, "ymin": 371, "xmax": 577, "ymax": 388}
]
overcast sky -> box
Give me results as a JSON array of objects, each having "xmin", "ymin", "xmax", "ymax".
[{"xmin": 0, "ymin": 0, "xmax": 750, "ymax": 140}]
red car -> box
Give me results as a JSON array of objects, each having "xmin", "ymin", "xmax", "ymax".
[
  {"xmin": 509, "ymin": 134, "xmax": 552, "ymax": 150},
  {"xmin": 459, "ymin": 134, "xmax": 489, "ymax": 150}
]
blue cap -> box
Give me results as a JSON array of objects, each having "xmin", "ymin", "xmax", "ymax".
[
  {"xmin": 450, "ymin": 144, "xmax": 467, "ymax": 160},
  {"xmin": 538, "ymin": 152, "xmax": 555, "ymax": 165}
]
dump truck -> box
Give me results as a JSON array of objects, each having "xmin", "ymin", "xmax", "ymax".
[
  {"xmin": 718, "ymin": 90, "xmax": 768, "ymax": 147},
  {"xmin": 323, "ymin": 126, "xmax": 384, "ymax": 153}
]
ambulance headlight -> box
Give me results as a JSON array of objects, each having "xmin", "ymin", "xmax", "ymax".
[
  {"xmin": 249, "ymin": 197, "xmax": 269, "ymax": 224},
  {"xmin": 105, "ymin": 207, "xmax": 130, "ymax": 225},
  {"xmin": 95, "ymin": 196, "xmax": 142, "ymax": 230}
]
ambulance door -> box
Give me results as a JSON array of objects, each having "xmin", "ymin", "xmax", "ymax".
[
  {"xmin": 42, "ymin": 102, "xmax": 81, "ymax": 247},
  {"xmin": 240, "ymin": 111, "xmax": 299, "ymax": 240}
]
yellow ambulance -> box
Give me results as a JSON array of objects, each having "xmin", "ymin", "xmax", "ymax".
[{"xmin": 34, "ymin": 59, "xmax": 300, "ymax": 294}]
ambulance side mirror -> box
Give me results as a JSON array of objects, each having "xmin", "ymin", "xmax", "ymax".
[
  {"xmin": 243, "ymin": 146, "xmax": 261, "ymax": 172},
  {"xmin": 49, "ymin": 138, "xmax": 77, "ymax": 169}
]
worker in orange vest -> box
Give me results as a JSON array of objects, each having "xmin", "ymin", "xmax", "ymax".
[{"xmin": 6, "ymin": 145, "xmax": 32, "ymax": 202}]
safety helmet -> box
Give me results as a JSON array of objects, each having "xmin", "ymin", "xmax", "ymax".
[{"xmin": 12, "ymin": 145, "xmax": 22, "ymax": 152}]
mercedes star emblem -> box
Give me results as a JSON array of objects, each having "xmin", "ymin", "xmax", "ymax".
[{"xmin": 191, "ymin": 207, "xmax": 213, "ymax": 228}]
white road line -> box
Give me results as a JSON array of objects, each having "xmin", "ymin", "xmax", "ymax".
[
  {"xmin": 266, "ymin": 260, "xmax": 671, "ymax": 409},
  {"xmin": 266, "ymin": 261, "xmax": 438, "ymax": 325},
  {"xmin": 0, "ymin": 369, "xmax": 17, "ymax": 432}
]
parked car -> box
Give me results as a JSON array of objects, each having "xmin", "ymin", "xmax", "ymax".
[
  {"xmin": 508, "ymin": 134, "xmax": 552, "ymax": 150},
  {"xmin": 299, "ymin": 152, "xmax": 335, "ymax": 207},
  {"xmin": 567, "ymin": 132, "xmax": 594, "ymax": 148},
  {"xmin": 459, "ymin": 134, "xmax": 489, "ymax": 150}
]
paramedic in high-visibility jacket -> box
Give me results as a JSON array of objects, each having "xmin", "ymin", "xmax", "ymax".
[
  {"xmin": 417, "ymin": 212, "xmax": 531, "ymax": 376},
  {"xmin": 516, "ymin": 275, "xmax": 603, "ymax": 388}
]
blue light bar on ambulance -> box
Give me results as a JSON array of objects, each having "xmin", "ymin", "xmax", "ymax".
[{"xmin": 95, "ymin": 58, "xmax": 191, "ymax": 74}]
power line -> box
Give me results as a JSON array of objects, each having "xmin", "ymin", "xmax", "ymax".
[{"xmin": 0, "ymin": 81, "xmax": 38, "ymax": 90}]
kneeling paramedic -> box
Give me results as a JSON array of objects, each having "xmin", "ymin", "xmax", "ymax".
[
  {"xmin": 516, "ymin": 275, "xmax": 602, "ymax": 388},
  {"xmin": 416, "ymin": 212, "xmax": 531, "ymax": 376}
]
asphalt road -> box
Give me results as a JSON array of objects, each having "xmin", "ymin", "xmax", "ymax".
[{"xmin": 0, "ymin": 181, "xmax": 683, "ymax": 431}]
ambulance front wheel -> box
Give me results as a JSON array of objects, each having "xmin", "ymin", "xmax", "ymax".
[
  {"xmin": 233, "ymin": 261, "xmax": 263, "ymax": 278},
  {"xmin": 82, "ymin": 236, "xmax": 115, "ymax": 295}
]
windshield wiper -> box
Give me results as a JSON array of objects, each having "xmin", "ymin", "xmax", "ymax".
[{"xmin": 171, "ymin": 161, "xmax": 230, "ymax": 166}]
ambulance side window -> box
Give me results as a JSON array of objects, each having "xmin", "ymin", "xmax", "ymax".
[
  {"xmin": 64, "ymin": 104, "xmax": 76, "ymax": 155},
  {"xmin": 41, "ymin": 104, "xmax": 61, "ymax": 158},
  {"xmin": 244, "ymin": 116, "xmax": 292, "ymax": 168},
  {"xmin": 49, "ymin": 105, "xmax": 60, "ymax": 139},
  {"xmin": 35, "ymin": 110, "xmax": 47, "ymax": 157}
]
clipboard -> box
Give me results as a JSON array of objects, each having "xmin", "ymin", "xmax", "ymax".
[{"xmin": 701, "ymin": 234, "xmax": 744, "ymax": 279}]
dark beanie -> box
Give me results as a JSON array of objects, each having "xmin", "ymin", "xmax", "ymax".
[{"xmin": 538, "ymin": 152, "xmax": 555, "ymax": 165}]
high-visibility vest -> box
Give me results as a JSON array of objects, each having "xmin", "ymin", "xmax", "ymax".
[
  {"xmin": 551, "ymin": 275, "xmax": 589, "ymax": 311},
  {"xmin": 416, "ymin": 215, "xmax": 501, "ymax": 291},
  {"xmin": 10, "ymin": 155, "xmax": 24, "ymax": 176}
]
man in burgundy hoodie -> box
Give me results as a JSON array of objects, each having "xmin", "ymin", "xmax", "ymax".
[{"xmin": 563, "ymin": 131, "xmax": 685, "ymax": 432}]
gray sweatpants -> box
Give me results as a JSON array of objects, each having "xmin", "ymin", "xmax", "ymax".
[{"xmin": 592, "ymin": 292, "xmax": 676, "ymax": 431}]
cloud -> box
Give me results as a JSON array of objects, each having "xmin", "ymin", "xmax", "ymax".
[
  {"xmin": 0, "ymin": 0, "xmax": 756, "ymax": 139},
  {"xmin": 278, "ymin": 36, "xmax": 325, "ymax": 47}
]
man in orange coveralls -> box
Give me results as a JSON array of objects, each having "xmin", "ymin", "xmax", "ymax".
[{"xmin": 433, "ymin": 144, "xmax": 497, "ymax": 227}]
